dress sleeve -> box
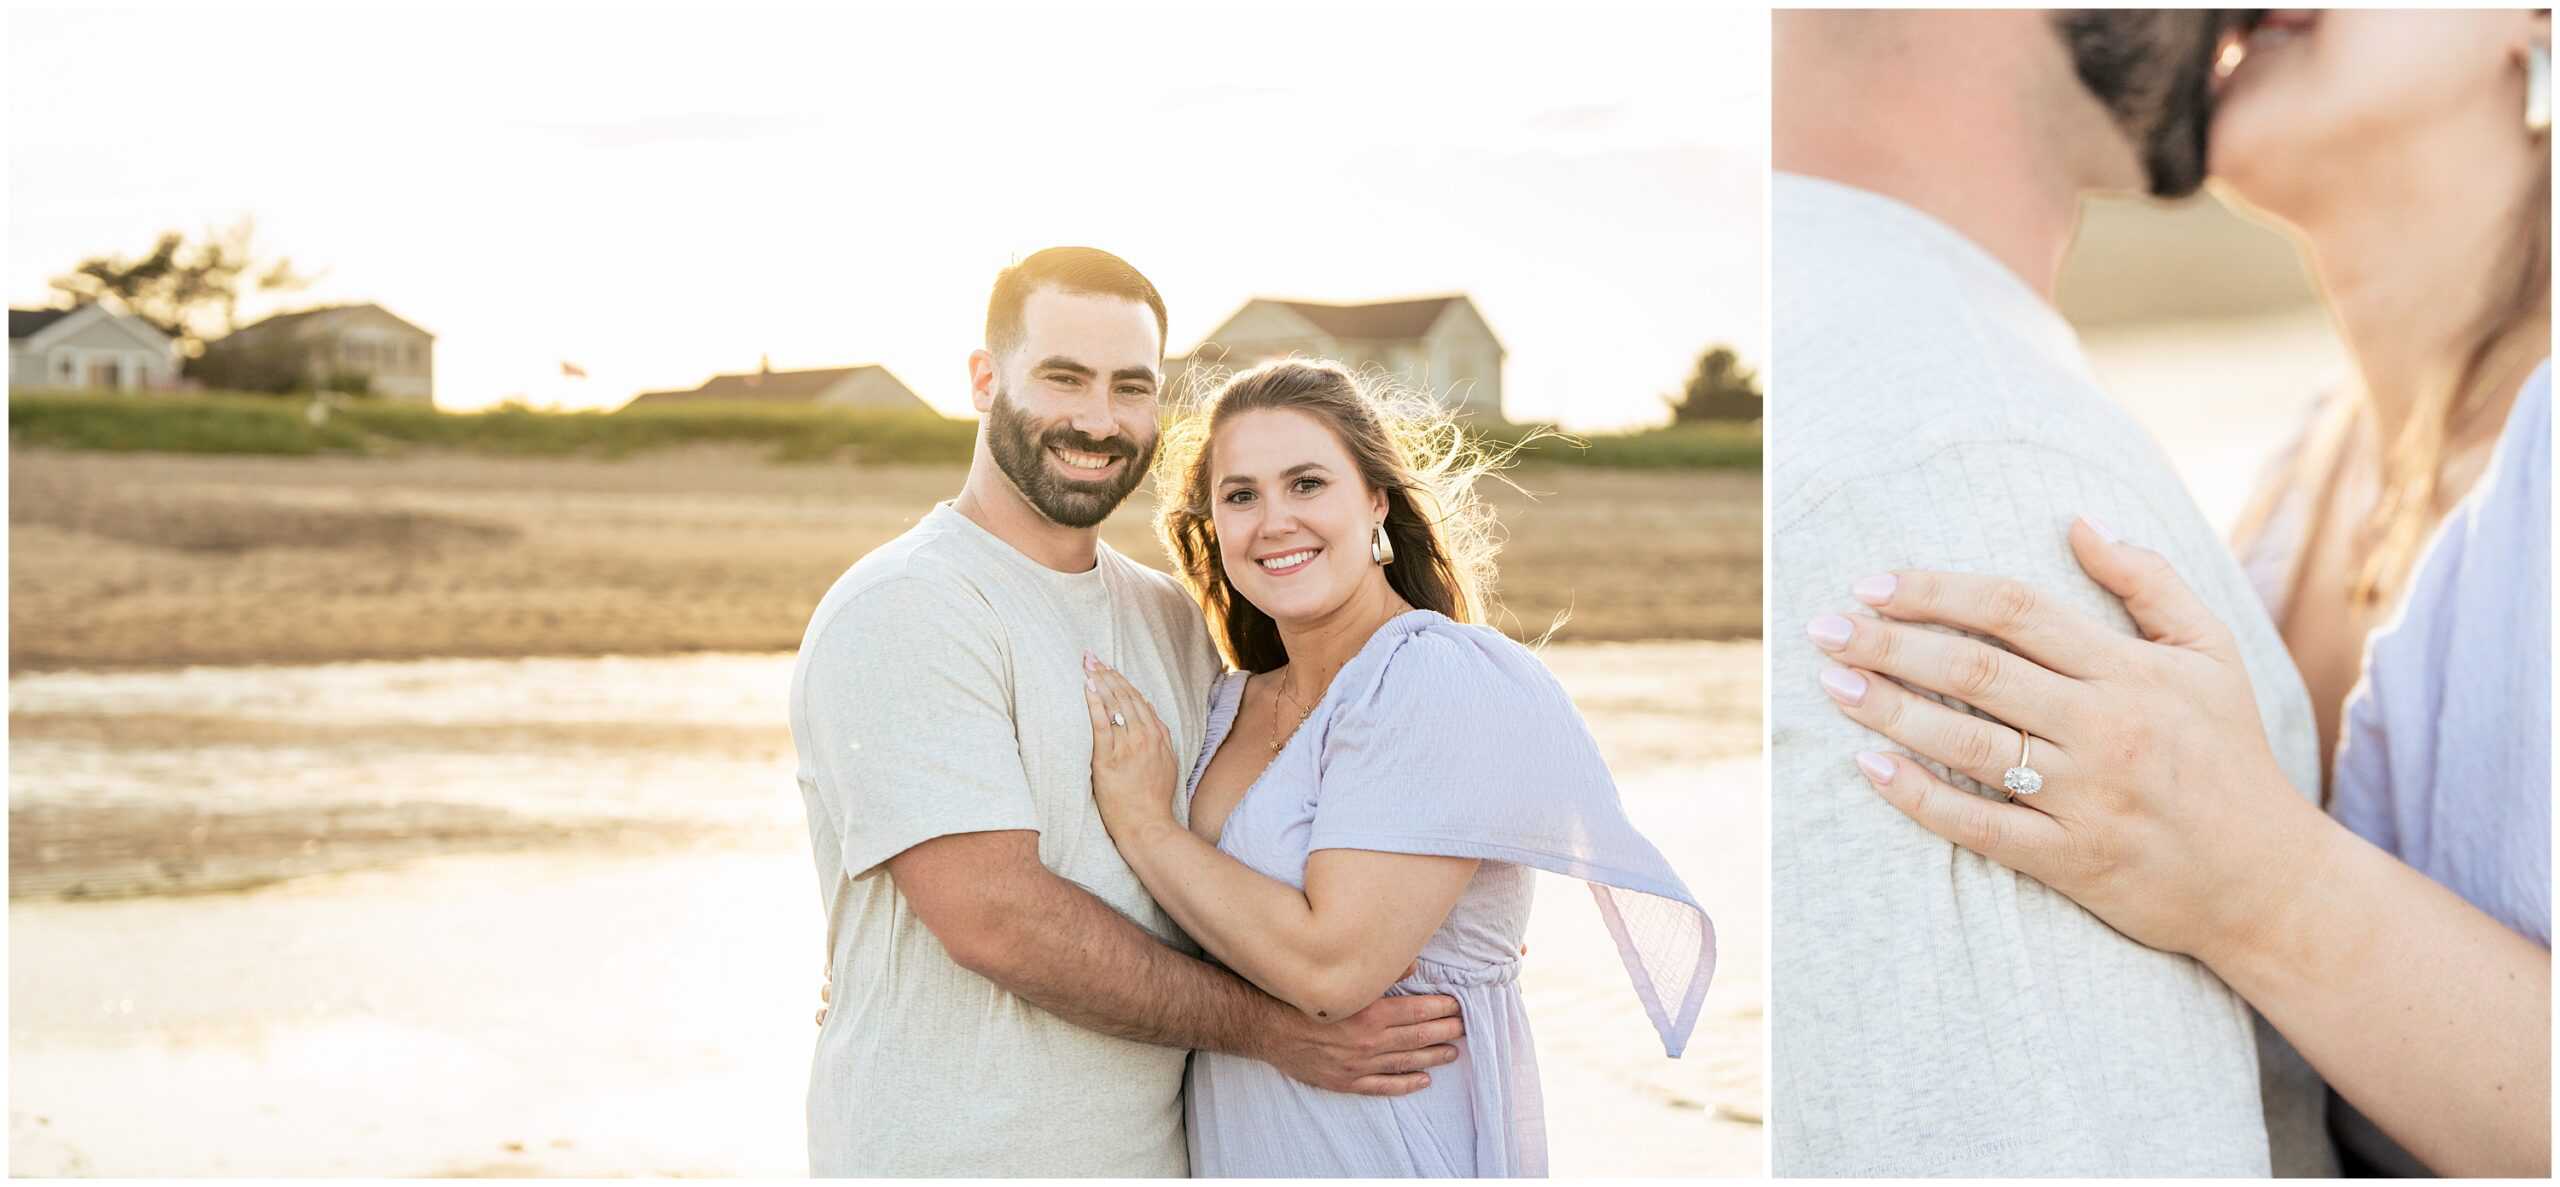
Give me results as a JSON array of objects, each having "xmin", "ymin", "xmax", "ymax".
[
  {"xmin": 1309, "ymin": 622, "xmax": 1716, "ymax": 1057},
  {"xmin": 797, "ymin": 576, "xmax": 1042, "ymax": 881}
]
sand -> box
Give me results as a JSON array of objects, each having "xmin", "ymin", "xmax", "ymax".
[
  {"xmin": 8, "ymin": 447, "xmax": 1761, "ymax": 673},
  {"xmin": 8, "ymin": 642, "xmax": 1765, "ymax": 1177},
  {"xmin": 7, "ymin": 445, "xmax": 1766, "ymax": 1176}
]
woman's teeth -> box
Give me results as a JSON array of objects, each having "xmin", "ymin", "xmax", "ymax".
[
  {"xmin": 1258, "ymin": 549, "xmax": 1318, "ymax": 571},
  {"xmin": 1053, "ymin": 447, "xmax": 1118, "ymax": 472}
]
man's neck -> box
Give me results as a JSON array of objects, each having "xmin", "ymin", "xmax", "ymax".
[
  {"xmin": 951, "ymin": 462, "xmax": 1102, "ymax": 574},
  {"xmin": 1779, "ymin": 127, "xmax": 2084, "ymax": 306},
  {"xmin": 1774, "ymin": 14, "xmax": 2093, "ymax": 303}
]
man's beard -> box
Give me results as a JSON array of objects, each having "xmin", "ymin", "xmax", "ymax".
[
  {"xmin": 985, "ymin": 387, "xmax": 1154, "ymax": 530},
  {"xmin": 2052, "ymin": 9, "xmax": 2237, "ymax": 198}
]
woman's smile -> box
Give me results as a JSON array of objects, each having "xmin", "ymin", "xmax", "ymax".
[{"xmin": 1254, "ymin": 546, "xmax": 1323, "ymax": 577}]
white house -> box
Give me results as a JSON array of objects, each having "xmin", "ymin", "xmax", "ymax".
[
  {"xmin": 8, "ymin": 304, "xmax": 180, "ymax": 393},
  {"xmin": 1166, "ymin": 295, "xmax": 1507, "ymax": 422},
  {"xmin": 626, "ymin": 360, "xmax": 931, "ymax": 412},
  {"xmin": 200, "ymin": 303, "xmax": 437, "ymax": 404}
]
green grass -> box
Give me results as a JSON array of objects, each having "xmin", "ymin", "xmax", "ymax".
[
  {"xmin": 6, "ymin": 389, "xmax": 1759, "ymax": 470},
  {"xmin": 8, "ymin": 390, "xmax": 980, "ymax": 464},
  {"xmin": 1495, "ymin": 420, "xmax": 1760, "ymax": 470}
]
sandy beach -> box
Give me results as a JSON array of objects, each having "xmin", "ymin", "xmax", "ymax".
[
  {"xmin": 9, "ymin": 446, "xmax": 1765, "ymax": 1176},
  {"xmin": 9, "ymin": 643, "xmax": 1765, "ymax": 1177},
  {"xmin": 9, "ymin": 447, "xmax": 1761, "ymax": 673}
]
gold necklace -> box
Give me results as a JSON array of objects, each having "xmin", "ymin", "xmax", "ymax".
[{"xmin": 1267, "ymin": 672, "xmax": 1317, "ymax": 755}]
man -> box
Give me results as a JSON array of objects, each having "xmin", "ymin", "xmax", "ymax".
[
  {"xmin": 1769, "ymin": 12, "xmax": 2333, "ymax": 1176},
  {"xmin": 790, "ymin": 247, "xmax": 1464, "ymax": 1175}
]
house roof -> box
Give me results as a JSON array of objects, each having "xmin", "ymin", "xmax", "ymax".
[
  {"xmin": 1266, "ymin": 295, "xmax": 1467, "ymax": 341},
  {"xmin": 227, "ymin": 302, "xmax": 435, "ymax": 341},
  {"xmin": 10, "ymin": 303, "xmax": 176, "ymax": 352},
  {"xmin": 626, "ymin": 364, "xmax": 925, "ymax": 409},
  {"xmin": 9, "ymin": 307, "xmax": 76, "ymax": 340}
]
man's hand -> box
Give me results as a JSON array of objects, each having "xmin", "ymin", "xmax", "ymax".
[
  {"xmin": 815, "ymin": 976, "xmax": 831, "ymax": 1027},
  {"xmin": 1254, "ymin": 992, "xmax": 1466, "ymax": 1096}
]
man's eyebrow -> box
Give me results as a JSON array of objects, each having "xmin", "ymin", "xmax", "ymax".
[
  {"xmin": 1110, "ymin": 366, "xmax": 1159, "ymax": 385},
  {"xmin": 1034, "ymin": 356, "xmax": 1095, "ymax": 377}
]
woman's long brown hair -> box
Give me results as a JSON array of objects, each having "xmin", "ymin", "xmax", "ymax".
[{"xmin": 1154, "ymin": 359, "xmax": 1515, "ymax": 673}]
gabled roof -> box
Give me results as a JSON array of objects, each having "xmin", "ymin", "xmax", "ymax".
[
  {"xmin": 1264, "ymin": 295, "xmax": 1468, "ymax": 341},
  {"xmin": 626, "ymin": 364, "xmax": 925, "ymax": 409},
  {"xmin": 227, "ymin": 302, "xmax": 435, "ymax": 341},
  {"xmin": 690, "ymin": 366, "xmax": 884, "ymax": 401},
  {"xmin": 9, "ymin": 303, "xmax": 176, "ymax": 352},
  {"xmin": 9, "ymin": 307, "xmax": 74, "ymax": 340}
]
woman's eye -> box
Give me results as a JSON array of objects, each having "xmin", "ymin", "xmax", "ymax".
[
  {"xmin": 1222, "ymin": 489, "xmax": 1255, "ymax": 505},
  {"xmin": 1293, "ymin": 477, "xmax": 1325, "ymax": 495}
]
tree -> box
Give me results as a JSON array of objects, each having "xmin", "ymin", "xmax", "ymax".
[
  {"xmin": 1665, "ymin": 345, "xmax": 1762, "ymax": 424},
  {"xmin": 46, "ymin": 218, "xmax": 314, "ymax": 357}
]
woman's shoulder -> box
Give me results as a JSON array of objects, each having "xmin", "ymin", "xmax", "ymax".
[{"xmin": 1335, "ymin": 611, "xmax": 1576, "ymax": 724}]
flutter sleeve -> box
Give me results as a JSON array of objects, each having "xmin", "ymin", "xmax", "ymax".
[{"xmin": 1309, "ymin": 618, "xmax": 1716, "ymax": 1056}]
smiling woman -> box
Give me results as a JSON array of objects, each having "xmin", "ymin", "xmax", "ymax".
[{"xmin": 1085, "ymin": 356, "xmax": 1715, "ymax": 1175}]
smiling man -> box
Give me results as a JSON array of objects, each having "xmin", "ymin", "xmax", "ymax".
[{"xmin": 788, "ymin": 247, "xmax": 1467, "ymax": 1176}]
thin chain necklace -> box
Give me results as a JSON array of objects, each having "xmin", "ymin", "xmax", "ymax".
[
  {"xmin": 1261, "ymin": 599, "xmax": 1414, "ymax": 755},
  {"xmin": 1267, "ymin": 673, "xmax": 1316, "ymax": 755}
]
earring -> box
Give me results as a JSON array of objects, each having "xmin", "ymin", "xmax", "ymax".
[
  {"xmin": 1370, "ymin": 521, "xmax": 1396, "ymax": 566},
  {"xmin": 2528, "ymin": 42, "xmax": 2550, "ymax": 136}
]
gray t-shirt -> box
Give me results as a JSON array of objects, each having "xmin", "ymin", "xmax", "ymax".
[
  {"xmin": 790, "ymin": 502, "xmax": 1221, "ymax": 1176},
  {"xmin": 1769, "ymin": 174, "xmax": 2335, "ymax": 1177}
]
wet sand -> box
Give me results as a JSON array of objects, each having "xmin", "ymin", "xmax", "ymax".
[{"xmin": 8, "ymin": 642, "xmax": 1765, "ymax": 1177}]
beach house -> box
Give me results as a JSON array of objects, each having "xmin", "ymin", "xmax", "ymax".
[
  {"xmin": 1166, "ymin": 295, "xmax": 1507, "ymax": 423},
  {"xmin": 198, "ymin": 303, "xmax": 437, "ymax": 404},
  {"xmin": 8, "ymin": 304, "xmax": 180, "ymax": 393}
]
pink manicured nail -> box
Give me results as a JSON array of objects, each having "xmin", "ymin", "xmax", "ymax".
[
  {"xmin": 1852, "ymin": 574, "xmax": 1896, "ymax": 605},
  {"xmin": 1855, "ymin": 752, "xmax": 1895, "ymax": 784},
  {"xmin": 1819, "ymin": 665, "xmax": 1867, "ymax": 706},
  {"xmin": 1806, "ymin": 614, "xmax": 1854, "ymax": 650},
  {"xmin": 2080, "ymin": 513, "xmax": 2121, "ymax": 544}
]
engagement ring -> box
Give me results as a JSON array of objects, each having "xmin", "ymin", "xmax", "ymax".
[
  {"xmin": 2003, "ymin": 730, "xmax": 2044, "ymax": 797},
  {"xmin": 1110, "ymin": 712, "xmax": 1126, "ymax": 729}
]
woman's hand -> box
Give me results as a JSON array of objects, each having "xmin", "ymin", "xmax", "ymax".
[
  {"xmin": 1807, "ymin": 515, "xmax": 2329, "ymax": 964},
  {"xmin": 1083, "ymin": 654, "xmax": 1180, "ymax": 845}
]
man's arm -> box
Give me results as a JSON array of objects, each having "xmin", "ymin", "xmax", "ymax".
[{"xmin": 886, "ymin": 828, "xmax": 1464, "ymax": 1097}]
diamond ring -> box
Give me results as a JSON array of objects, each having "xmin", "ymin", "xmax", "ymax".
[
  {"xmin": 1110, "ymin": 712, "xmax": 1127, "ymax": 729},
  {"xmin": 2003, "ymin": 729, "xmax": 2044, "ymax": 797}
]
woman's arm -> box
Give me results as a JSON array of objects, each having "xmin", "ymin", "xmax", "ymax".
[
  {"xmin": 1082, "ymin": 658, "xmax": 1478, "ymax": 1021},
  {"xmin": 1811, "ymin": 518, "xmax": 2550, "ymax": 1177}
]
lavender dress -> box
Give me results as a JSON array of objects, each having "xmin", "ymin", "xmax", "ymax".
[{"xmin": 1176, "ymin": 610, "xmax": 1715, "ymax": 1177}]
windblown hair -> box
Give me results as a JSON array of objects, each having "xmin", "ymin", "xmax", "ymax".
[
  {"xmin": 1155, "ymin": 359, "xmax": 1516, "ymax": 673},
  {"xmin": 2355, "ymin": 132, "xmax": 2552, "ymax": 606}
]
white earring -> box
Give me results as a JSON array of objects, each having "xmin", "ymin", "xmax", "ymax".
[
  {"xmin": 1370, "ymin": 521, "xmax": 1396, "ymax": 566},
  {"xmin": 2528, "ymin": 42, "xmax": 2550, "ymax": 136}
]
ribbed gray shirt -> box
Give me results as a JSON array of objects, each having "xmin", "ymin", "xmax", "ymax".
[{"xmin": 1769, "ymin": 174, "xmax": 2335, "ymax": 1177}]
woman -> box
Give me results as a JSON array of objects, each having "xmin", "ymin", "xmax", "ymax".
[
  {"xmin": 1078, "ymin": 359, "xmax": 1714, "ymax": 1177},
  {"xmin": 2217, "ymin": 9, "xmax": 2551, "ymax": 792},
  {"xmin": 1815, "ymin": 12, "xmax": 2550, "ymax": 1175}
]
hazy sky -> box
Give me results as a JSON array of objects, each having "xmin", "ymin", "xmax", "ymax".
[{"xmin": 9, "ymin": 4, "xmax": 1767, "ymax": 430}]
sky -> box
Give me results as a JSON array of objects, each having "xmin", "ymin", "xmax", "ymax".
[{"xmin": 7, "ymin": 3, "xmax": 1767, "ymax": 431}]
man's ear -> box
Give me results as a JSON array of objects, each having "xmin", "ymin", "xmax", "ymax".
[{"xmin": 968, "ymin": 348, "xmax": 1000, "ymax": 415}]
